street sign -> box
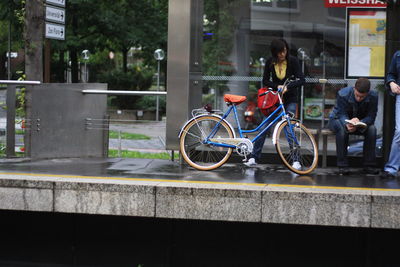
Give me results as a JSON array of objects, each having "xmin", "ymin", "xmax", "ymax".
[
  {"xmin": 45, "ymin": 6, "xmax": 65, "ymax": 24},
  {"xmin": 45, "ymin": 23, "xmax": 65, "ymax": 40},
  {"xmin": 45, "ymin": 0, "xmax": 66, "ymax": 7},
  {"xmin": 6, "ymin": 52, "xmax": 18, "ymax": 58}
]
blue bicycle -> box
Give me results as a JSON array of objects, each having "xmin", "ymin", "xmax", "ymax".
[{"xmin": 179, "ymin": 80, "xmax": 318, "ymax": 175}]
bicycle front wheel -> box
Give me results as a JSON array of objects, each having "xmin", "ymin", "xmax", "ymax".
[
  {"xmin": 180, "ymin": 115, "xmax": 234, "ymax": 171},
  {"xmin": 275, "ymin": 120, "xmax": 318, "ymax": 175}
]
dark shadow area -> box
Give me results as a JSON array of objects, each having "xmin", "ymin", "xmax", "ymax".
[{"xmin": 0, "ymin": 210, "xmax": 399, "ymax": 267}]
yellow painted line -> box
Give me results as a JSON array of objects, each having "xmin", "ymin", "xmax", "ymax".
[
  {"xmin": 268, "ymin": 183, "xmax": 400, "ymax": 192},
  {"xmin": 0, "ymin": 172, "xmax": 266, "ymax": 187},
  {"xmin": 0, "ymin": 171, "xmax": 399, "ymax": 192}
]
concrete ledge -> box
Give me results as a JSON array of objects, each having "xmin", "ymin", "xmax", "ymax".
[
  {"xmin": 0, "ymin": 187, "xmax": 53, "ymax": 212},
  {"xmin": 371, "ymin": 190, "xmax": 400, "ymax": 229},
  {"xmin": 155, "ymin": 183, "xmax": 264, "ymax": 222},
  {"xmin": 262, "ymin": 187, "xmax": 371, "ymax": 227},
  {"xmin": 54, "ymin": 181, "xmax": 156, "ymax": 217},
  {"xmin": 1, "ymin": 173, "xmax": 400, "ymax": 229}
]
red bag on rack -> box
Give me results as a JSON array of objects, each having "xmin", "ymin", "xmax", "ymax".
[{"xmin": 257, "ymin": 87, "xmax": 279, "ymax": 116}]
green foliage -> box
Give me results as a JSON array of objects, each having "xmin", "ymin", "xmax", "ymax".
[
  {"xmin": 98, "ymin": 64, "xmax": 154, "ymax": 109},
  {"xmin": 108, "ymin": 150, "xmax": 176, "ymax": 160},
  {"xmin": 15, "ymin": 71, "xmax": 25, "ymax": 118},
  {"xmin": 109, "ymin": 131, "xmax": 150, "ymax": 140},
  {"xmin": 134, "ymin": 95, "xmax": 166, "ymax": 113},
  {"xmin": 0, "ymin": 0, "xmax": 25, "ymax": 79},
  {"xmin": 0, "ymin": 0, "xmax": 168, "ymax": 81},
  {"xmin": 203, "ymin": 0, "xmax": 236, "ymax": 76}
]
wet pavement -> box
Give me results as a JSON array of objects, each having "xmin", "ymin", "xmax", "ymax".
[{"xmin": 0, "ymin": 157, "xmax": 399, "ymax": 190}]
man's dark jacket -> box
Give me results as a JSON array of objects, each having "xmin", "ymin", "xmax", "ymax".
[{"xmin": 329, "ymin": 86, "xmax": 378, "ymax": 126}]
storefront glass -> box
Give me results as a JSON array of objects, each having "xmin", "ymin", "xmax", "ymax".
[{"xmin": 202, "ymin": 0, "xmax": 385, "ymax": 156}]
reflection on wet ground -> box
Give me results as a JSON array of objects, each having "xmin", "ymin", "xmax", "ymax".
[{"xmin": 0, "ymin": 157, "xmax": 399, "ymax": 189}]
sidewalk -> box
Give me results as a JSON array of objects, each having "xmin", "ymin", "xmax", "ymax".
[{"xmin": 109, "ymin": 121, "xmax": 167, "ymax": 153}]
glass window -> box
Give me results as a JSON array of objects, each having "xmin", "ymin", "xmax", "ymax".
[{"xmin": 202, "ymin": 0, "xmax": 384, "ymax": 156}]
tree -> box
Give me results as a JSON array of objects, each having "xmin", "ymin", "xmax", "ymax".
[
  {"xmin": 24, "ymin": 0, "xmax": 43, "ymax": 81},
  {"xmin": 49, "ymin": 0, "xmax": 168, "ymax": 81},
  {"xmin": 0, "ymin": 0, "xmax": 24, "ymax": 79}
]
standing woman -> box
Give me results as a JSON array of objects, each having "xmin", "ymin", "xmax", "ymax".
[
  {"xmin": 381, "ymin": 50, "xmax": 400, "ymax": 178},
  {"xmin": 245, "ymin": 38, "xmax": 305, "ymax": 167}
]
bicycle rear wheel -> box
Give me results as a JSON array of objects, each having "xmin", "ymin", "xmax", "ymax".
[
  {"xmin": 180, "ymin": 115, "xmax": 234, "ymax": 171},
  {"xmin": 275, "ymin": 120, "xmax": 318, "ymax": 175}
]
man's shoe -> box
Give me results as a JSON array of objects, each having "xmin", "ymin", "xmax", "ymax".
[
  {"xmin": 338, "ymin": 167, "xmax": 350, "ymax": 175},
  {"xmin": 244, "ymin": 158, "xmax": 257, "ymax": 167},
  {"xmin": 364, "ymin": 167, "xmax": 379, "ymax": 175},
  {"xmin": 380, "ymin": 171, "xmax": 396, "ymax": 179}
]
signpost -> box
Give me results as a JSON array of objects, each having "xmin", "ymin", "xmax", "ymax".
[
  {"xmin": 45, "ymin": 23, "xmax": 65, "ymax": 40},
  {"xmin": 45, "ymin": 6, "xmax": 65, "ymax": 24},
  {"xmin": 44, "ymin": 0, "xmax": 66, "ymax": 82},
  {"xmin": 45, "ymin": 0, "xmax": 66, "ymax": 7},
  {"xmin": 44, "ymin": 0, "xmax": 66, "ymax": 40}
]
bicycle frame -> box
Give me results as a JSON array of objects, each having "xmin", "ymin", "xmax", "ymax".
[{"xmin": 204, "ymin": 91, "xmax": 298, "ymax": 149}]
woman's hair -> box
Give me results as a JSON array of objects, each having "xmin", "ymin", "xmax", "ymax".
[{"xmin": 270, "ymin": 38, "xmax": 289, "ymax": 64}]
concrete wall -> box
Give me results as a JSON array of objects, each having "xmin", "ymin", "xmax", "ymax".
[
  {"xmin": 25, "ymin": 83, "xmax": 108, "ymax": 158},
  {"xmin": 1, "ymin": 173, "xmax": 400, "ymax": 229}
]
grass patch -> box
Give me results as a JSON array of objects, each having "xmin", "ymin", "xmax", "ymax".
[
  {"xmin": 109, "ymin": 131, "xmax": 150, "ymax": 140},
  {"xmin": 108, "ymin": 149, "xmax": 178, "ymax": 159}
]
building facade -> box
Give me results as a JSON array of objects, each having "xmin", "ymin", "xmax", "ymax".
[{"xmin": 166, "ymin": 0, "xmax": 387, "ymax": 160}]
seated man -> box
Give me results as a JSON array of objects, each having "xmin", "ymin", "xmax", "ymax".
[{"xmin": 328, "ymin": 77, "xmax": 378, "ymax": 175}]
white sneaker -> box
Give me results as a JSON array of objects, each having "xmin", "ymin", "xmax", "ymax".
[
  {"xmin": 292, "ymin": 161, "xmax": 301, "ymax": 170},
  {"xmin": 244, "ymin": 158, "xmax": 257, "ymax": 167}
]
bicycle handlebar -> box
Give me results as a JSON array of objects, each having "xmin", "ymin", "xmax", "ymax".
[
  {"xmin": 259, "ymin": 87, "xmax": 282, "ymax": 97},
  {"xmin": 259, "ymin": 76, "xmax": 299, "ymax": 97}
]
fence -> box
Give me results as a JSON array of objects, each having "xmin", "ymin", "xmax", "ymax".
[{"xmin": 0, "ymin": 80, "xmax": 41, "ymax": 157}]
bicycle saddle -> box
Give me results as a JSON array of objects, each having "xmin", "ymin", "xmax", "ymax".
[{"xmin": 224, "ymin": 94, "xmax": 247, "ymax": 105}]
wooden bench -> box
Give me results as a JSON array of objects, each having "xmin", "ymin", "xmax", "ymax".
[{"xmin": 308, "ymin": 128, "xmax": 334, "ymax": 168}]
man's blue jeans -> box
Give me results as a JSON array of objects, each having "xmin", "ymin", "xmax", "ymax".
[
  {"xmin": 384, "ymin": 95, "xmax": 400, "ymax": 174},
  {"xmin": 250, "ymin": 102, "xmax": 297, "ymax": 162},
  {"xmin": 328, "ymin": 118, "xmax": 376, "ymax": 167}
]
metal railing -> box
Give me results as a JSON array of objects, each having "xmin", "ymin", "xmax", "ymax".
[
  {"xmin": 0, "ymin": 80, "xmax": 41, "ymax": 157},
  {"xmin": 82, "ymin": 90, "xmax": 167, "ymax": 96},
  {"xmin": 82, "ymin": 90, "xmax": 171, "ymax": 159},
  {"xmin": 82, "ymin": 89, "xmax": 167, "ymax": 122}
]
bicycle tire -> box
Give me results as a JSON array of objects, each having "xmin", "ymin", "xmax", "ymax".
[
  {"xmin": 180, "ymin": 115, "xmax": 234, "ymax": 171},
  {"xmin": 275, "ymin": 120, "xmax": 318, "ymax": 175}
]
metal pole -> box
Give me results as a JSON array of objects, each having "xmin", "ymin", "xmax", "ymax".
[
  {"xmin": 0, "ymin": 80, "xmax": 41, "ymax": 85},
  {"xmin": 156, "ymin": 60, "xmax": 160, "ymax": 121},
  {"xmin": 118, "ymin": 129, "xmax": 121, "ymax": 157},
  {"xmin": 6, "ymin": 85, "xmax": 16, "ymax": 157},
  {"xmin": 300, "ymin": 53, "xmax": 305, "ymax": 124},
  {"xmin": 85, "ymin": 62, "xmax": 87, "ymax": 83},
  {"xmin": 321, "ymin": 53, "xmax": 326, "ymax": 129},
  {"xmin": 7, "ymin": 18, "xmax": 11, "ymax": 80}
]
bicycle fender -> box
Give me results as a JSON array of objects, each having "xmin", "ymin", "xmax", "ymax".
[
  {"xmin": 272, "ymin": 120, "xmax": 288, "ymax": 145},
  {"xmin": 178, "ymin": 114, "xmax": 236, "ymax": 138}
]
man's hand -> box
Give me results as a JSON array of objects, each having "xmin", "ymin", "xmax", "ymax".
[
  {"xmin": 346, "ymin": 117, "xmax": 358, "ymax": 133},
  {"xmin": 390, "ymin": 82, "xmax": 400, "ymax": 95}
]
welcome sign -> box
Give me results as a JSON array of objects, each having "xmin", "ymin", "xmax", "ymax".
[{"xmin": 325, "ymin": 0, "xmax": 386, "ymax": 7}]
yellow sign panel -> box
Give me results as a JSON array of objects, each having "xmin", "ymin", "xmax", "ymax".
[{"xmin": 347, "ymin": 9, "xmax": 386, "ymax": 78}]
